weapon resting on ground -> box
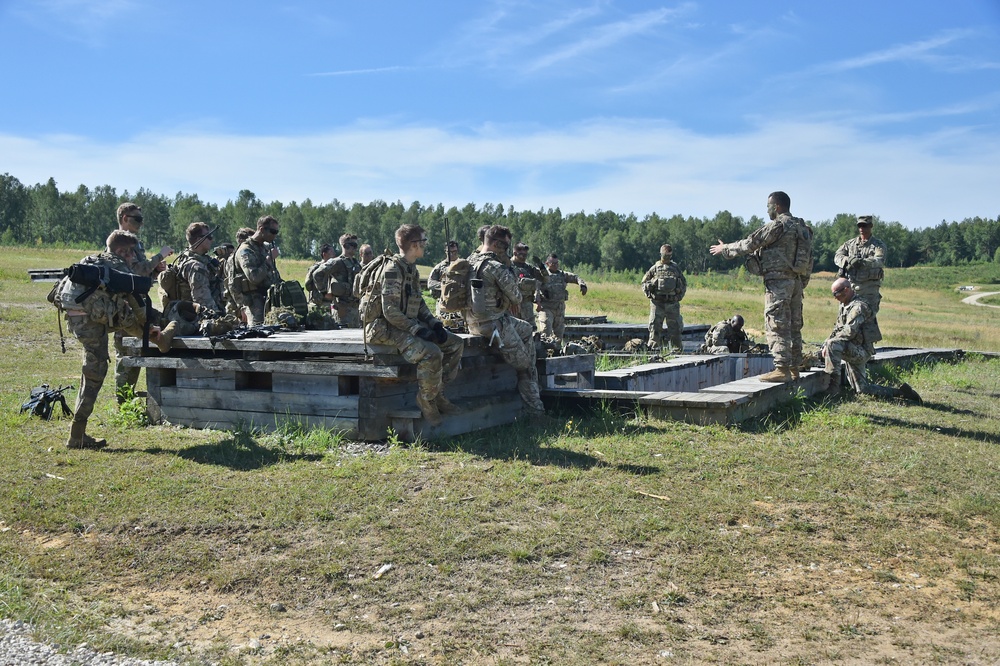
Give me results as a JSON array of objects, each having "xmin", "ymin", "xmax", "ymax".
[{"xmin": 20, "ymin": 384, "xmax": 74, "ymax": 420}]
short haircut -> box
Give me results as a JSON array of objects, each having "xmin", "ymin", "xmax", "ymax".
[
  {"xmin": 477, "ymin": 225, "xmax": 490, "ymax": 242},
  {"xmin": 395, "ymin": 224, "xmax": 425, "ymax": 251},
  {"xmin": 320, "ymin": 243, "xmax": 334, "ymax": 255},
  {"xmin": 185, "ymin": 222, "xmax": 211, "ymax": 245},
  {"xmin": 360, "ymin": 243, "xmax": 373, "ymax": 254},
  {"xmin": 660, "ymin": 243, "xmax": 673, "ymax": 253},
  {"xmin": 768, "ymin": 191, "xmax": 791, "ymax": 209},
  {"xmin": 339, "ymin": 233, "xmax": 359, "ymax": 247},
  {"xmin": 256, "ymin": 215, "xmax": 278, "ymax": 229},
  {"xmin": 514, "ymin": 242, "xmax": 529, "ymax": 252},
  {"xmin": 107, "ymin": 229, "xmax": 139, "ymax": 251},
  {"xmin": 116, "ymin": 202, "xmax": 141, "ymax": 223},
  {"xmin": 485, "ymin": 225, "xmax": 512, "ymax": 244},
  {"xmin": 447, "ymin": 239, "xmax": 459, "ymax": 248},
  {"xmin": 546, "ymin": 253, "xmax": 559, "ymax": 262},
  {"xmin": 235, "ymin": 227, "xmax": 255, "ymax": 244}
]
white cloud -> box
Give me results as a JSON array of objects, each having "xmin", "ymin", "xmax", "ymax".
[{"xmin": 2, "ymin": 116, "xmax": 997, "ymax": 228}]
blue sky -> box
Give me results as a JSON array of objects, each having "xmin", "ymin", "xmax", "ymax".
[{"xmin": 1, "ymin": 0, "xmax": 998, "ymax": 228}]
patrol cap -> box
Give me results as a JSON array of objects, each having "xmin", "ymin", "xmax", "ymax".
[{"xmin": 857, "ymin": 215, "xmax": 874, "ymax": 226}]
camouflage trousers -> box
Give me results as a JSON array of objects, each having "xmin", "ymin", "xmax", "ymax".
[
  {"xmin": 68, "ymin": 315, "xmax": 110, "ymax": 423},
  {"xmin": 701, "ymin": 345, "xmax": 730, "ymax": 355},
  {"xmin": 852, "ymin": 282, "xmax": 882, "ymax": 316},
  {"xmin": 242, "ymin": 292, "xmax": 267, "ymax": 326},
  {"xmin": 647, "ymin": 300, "xmax": 683, "ymax": 351},
  {"xmin": 335, "ymin": 301, "xmax": 361, "ymax": 329},
  {"xmin": 468, "ymin": 315, "xmax": 544, "ymax": 413},
  {"xmin": 763, "ymin": 276, "xmax": 804, "ymax": 369},
  {"xmin": 366, "ymin": 320, "xmax": 464, "ymax": 403},
  {"xmin": 515, "ymin": 299, "xmax": 537, "ymax": 330},
  {"xmin": 824, "ymin": 339, "xmax": 895, "ymax": 398},
  {"xmin": 537, "ymin": 302, "xmax": 566, "ymax": 342}
]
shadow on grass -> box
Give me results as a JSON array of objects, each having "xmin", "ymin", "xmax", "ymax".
[
  {"xmin": 135, "ymin": 437, "xmax": 324, "ymax": 470},
  {"xmin": 864, "ymin": 415, "xmax": 1000, "ymax": 446},
  {"xmin": 430, "ymin": 409, "xmax": 660, "ymax": 476}
]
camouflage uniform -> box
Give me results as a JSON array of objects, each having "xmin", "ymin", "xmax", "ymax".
[
  {"xmin": 329, "ymin": 255, "xmax": 362, "ymax": 328},
  {"xmin": 61, "ymin": 253, "xmax": 148, "ymax": 433},
  {"xmin": 305, "ymin": 258, "xmax": 336, "ymax": 307},
  {"xmin": 824, "ymin": 294, "xmax": 895, "ymax": 397},
  {"xmin": 364, "ymin": 255, "xmax": 464, "ymax": 410},
  {"xmin": 718, "ymin": 213, "xmax": 810, "ymax": 369},
  {"xmin": 699, "ymin": 320, "xmax": 750, "ymax": 354},
  {"xmin": 174, "ymin": 250, "xmax": 225, "ymax": 312},
  {"xmin": 834, "ymin": 235, "xmax": 887, "ymax": 316},
  {"xmin": 538, "ymin": 269, "xmax": 583, "ymax": 343},
  {"xmin": 511, "ymin": 260, "xmax": 546, "ymax": 327},
  {"xmin": 641, "ymin": 260, "xmax": 686, "ymax": 350},
  {"xmin": 232, "ymin": 239, "xmax": 279, "ymax": 325},
  {"xmin": 465, "ymin": 252, "xmax": 545, "ymax": 414},
  {"xmin": 114, "ymin": 238, "xmax": 165, "ymax": 394}
]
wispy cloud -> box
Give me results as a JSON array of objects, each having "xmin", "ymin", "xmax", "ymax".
[
  {"xmin": 308, "ymin": 66, "xmax": 416, "ymax": 77},
  {"xmin": 819, "ymin": 30, "xmax": 978, "ymax": 73}
]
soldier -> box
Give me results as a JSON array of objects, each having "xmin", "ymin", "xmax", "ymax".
[
  {"xmin": 699, "ymin": 315, "xmax": 750, "ymax": 354},
  {"xmin": 223, "ymin": 227, "xmax": 255, "ymax": 318},
  {"xmin": 427, "ymin": 240, "xmax": 460, "ymax": 313},
  {"xmin": 641, "ymin": 243, "xmax": 687, "ymax": 351},
  {"xmin": 365, "ymin": 224, "xmax": 464, "ymax": 425},
  {"xmin": 231, "ymin": 215, "xmax": 281, "ymax": 325},
  {"xmin": 305, "ymin": 243, "xmax": 337, "ymax": 308},
  {"xmin": 165, "ymin": 222, "xmax": 225, "ymax": 313},
  {"xmin": 59, "ymin": 230, "xmax": 161, "ymax": 449},
  {"xmin": 710, "ymin": 191, "xmax": 812, "ymax": 382},
  {"xmin": 464, "ymin": 226, "xmax": 546, "ymax": 416},
  {"xmin": 328, "ymin": 234, "xmax": 363, "ymax": 328},
  {"xmin": 359, "ymin": 243, "xmax": 374, "ymax": 267},
  {"xmin": 835, "ymin": 214, "xmax": 887, "ymax": 316},
  {"xmin": 822, "ymin": 278, "xmax": 921, "ymax": 403},
  {"xmin": 112, "ymin": 202, "xmax": 173, "ymax": 401},
  {"xmin": 537, "ymin": 254, "xmax": 587, "ymax": 343},
  {"xmin": 510, "ymin": 243, "xmax": 546, "ymax": 328}
]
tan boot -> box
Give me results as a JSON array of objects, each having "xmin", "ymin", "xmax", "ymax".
[
  {"xmin": 416, "ymin": 394, "xmax": 443, "ymax": 426},
  {"xmin": 66, "ymin": 420, "xmax": 107, "ymax": 450},
  {"xmin": 435, "ymin": 394, "xmax": 460, "ymax": 415},
  {"xmin": 155, "ymin": 321, "xmax": 179, "ymax": 354},
  {"xmin": 758, "ymin": 367, "xmax": 792, "ymax": 383},
  {"xmin": 790, "ymin": 368, "xmax": 800, "ymax": 380},
  {"xmin": 824, "ymin": 373, "xmax": 841, "ymax": 396}
]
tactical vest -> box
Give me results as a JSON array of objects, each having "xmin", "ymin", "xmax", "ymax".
[
  {"xmin": 512, "ymin": 261, "xmax": 539, "ymax": 298},
  {"xmin": 544, "ymin": 271, "xmax": 569, "ymax": 302},
  {"xmin": 650, "ymin": 262, "xmax": 682, "ymax": 301},
  {"xmin": 759, "ymin": 214, "xmax": 812, "ymax": 278},
  {"xmin": 843, "ymin": 237, "xmax": 885, "ymax": 284}
]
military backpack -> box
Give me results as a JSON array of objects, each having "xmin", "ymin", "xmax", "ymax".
[
  {"xmin": 438, "ymin": 257, "xmax": 488, "ymax": 313},
  {"xmin": 265, "ymin": 280, "xmax": 309, "ymax": 318},
  {"xmin": 353, "ymin": 251, "xmax": 399, "ymax": 325}
]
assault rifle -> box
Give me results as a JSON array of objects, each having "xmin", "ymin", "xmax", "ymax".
[
  {"xmin": 208, "ymin": 323, "xmax": 286, "ymax": 346},
  {"xmin": 20, "ymin": 384, "xmax": 74, "ymax": 420}
]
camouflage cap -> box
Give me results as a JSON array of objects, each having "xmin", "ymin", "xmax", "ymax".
[{"xmin": 857, "ymin": 215, "xmax": 874, "ymax": 225}]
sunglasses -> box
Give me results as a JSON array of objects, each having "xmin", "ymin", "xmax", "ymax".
[
  {"xmin": 344, "ymin": 242, "xmax": 359, "ymax": 248},
  {"xmin": 833, "ymin": 287, "xmax": 847, "ymax": 298},
  {"xmin": 265, "ymin": 227, "xmax": 279, "ymax": 235},
  {"xmin": 127, "ymin": 214, "xmax": 144, "ymax": 224}
]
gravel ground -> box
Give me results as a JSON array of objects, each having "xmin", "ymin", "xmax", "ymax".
[{"xmin": 0, "ymin": 620, "xmax": 177, "ymax": 666}]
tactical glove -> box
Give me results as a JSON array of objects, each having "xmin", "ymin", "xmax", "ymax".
[
  {"xmin": 580, "ymin": 283, "xmax": 588, "ymax": 296},
  {"xmin": 415, "ymin": 327, "xmax": 436, "ymax": 341},
  {"xmin": 432, "ymin": 321, "xmax": 449, "ymax": 343}
]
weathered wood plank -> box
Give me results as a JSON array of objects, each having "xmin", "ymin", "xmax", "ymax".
[
  {"xmin": 272, "ymin": 372, "xmax": 342, "ymax": 396},
  {"xmin": 159, "ymin": 387, "xmax": 360, "ymax": 418},
  {"xmin": 157, "ymin": 405, "xmax": 358, "ymax": 434},
  {"xmin": 176, "ymin": 368, "xmax": 237, "ymax": 390},
  {"xmin": 119, "ymin": 355, "xmax": 403, "ymax": 378}
]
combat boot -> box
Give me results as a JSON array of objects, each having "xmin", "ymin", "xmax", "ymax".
[
  {"xmin": 435, "ymin": 394, "xmax": 460, "ymax": 415},
  {"xmin": 758, "ymin": 366, "xmax": 793, "ymax": 383},
  {"xmin": 416, "ymin": 394, "xmax": 443, "ymax": 426},
  {"xmin": 66, "ymin": 420, "xmax": 107, "ymax": 450},
  {"xmin": 790, "ymin": 368, "xmax": 800, "ymax": 380},
  {"xmin": 155, "ymin": 321, "xmax": 179, "ymax": 354},
  {"xmin": 823, "ymin": 373, "xmax": 841, "ymax": 397},
  {"xmin": 897, "ymin": 382, "xmax": 923, "ymax": 405}
]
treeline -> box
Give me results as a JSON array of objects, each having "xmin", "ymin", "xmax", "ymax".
[{"xmin": 2, "ymin": 173, "xmax": 999, "ymax": 273}]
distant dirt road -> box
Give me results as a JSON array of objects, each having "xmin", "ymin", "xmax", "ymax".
[{"xmin": 961, "ymin": 291, "xmax": 1000, "ymax": 308}]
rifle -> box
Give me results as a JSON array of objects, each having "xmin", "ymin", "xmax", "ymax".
[
  {"xmin": 208, "ymin": 323, "xmax": 287, "ymax": 346},
  {"xmin": 443, "ymin": 216, "xmax": 451, "ymax": 263},
  {"xmin": 20, "ymin": 384, "xmax": 74, "ymax": 420}
]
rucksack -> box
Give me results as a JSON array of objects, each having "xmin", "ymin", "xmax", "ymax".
[
  {"xmin": 439, "ymin": 257, "xmax": 487, "ymax": 313},
  {"xmin": 354, "ymin": 251, "xmax": 399, "ymax": 325},
  {"xmin": 266, "ymin": 280, "xmax": 309, "ymax": 318},
  {"xmin": 157, "ymin": 254, "xmax": 189, "ymax": 310},
  {"xmin": 789, "ymin": 217, "xmax": 814, "ymax": 278}
]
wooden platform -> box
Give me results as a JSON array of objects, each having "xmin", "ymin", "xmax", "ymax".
[{"xmin": 121, "ymin": 329, "xmax": 525, "ymax": 441}]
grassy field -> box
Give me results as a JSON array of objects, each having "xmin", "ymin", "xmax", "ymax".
[{"xmin": 2, "ymin": 247, "xmax": 1000, "ymax": 664}]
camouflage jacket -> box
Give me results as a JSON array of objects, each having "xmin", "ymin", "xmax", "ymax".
[
  {"xmin": 721, "ymin": 213, "xmax": 810, "ymax": 279},
  {"xmin": 109, "ymin": 236, "xmax": 163, "ymax": 278},
  {"xmin": 467, "ymin": 252, "xmax": 521, "ymax": 323},
  {"xmin": 306, "ymin": 258, "xmax": 336, "ymax": 304},
  {"xmin": 834, "ymin": 236, "xmax": 886, "ymax": 285},
  {"xmin": 704, "ymin": 320, "xmax": 749, "ymax": 352},
  {"xmin": 378, "ymin": 254, "xmax": 437, "ymax": 335},
  {"xmin": 828, "ymin": 296, "xmax": 878, "ymax": 352},
  {"xmin": 233, "ymin": 239, "xmax": 279, "ymax": 292},
  {"xmin": 329, "ymin": 255, "xmax": 362, "ymax": 303},
  {"xmin": 511, "ymin": 260, "xmax": 546, "ymax": 301},
  {"xmin": 427, "ymin": 258, "xmax": 450, "ymax": 299},
  {"xmin": 540, "ymin": 269, "xmax": 582, "ymax": 306},
  {"xmin": 176, "ymin": 251, "xmax": 224, "ymax": 312},
  {"xmin": 641, "ymin": 260, "xmax": 686, "ymax": 302}
]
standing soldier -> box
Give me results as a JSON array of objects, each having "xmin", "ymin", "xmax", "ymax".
[
  {"xmin": 822, "ymin": 278, "xmax": 920, "ymax": 403},
  {"xmin": 641, "ymin": 243, "xmax": 687, "ymax": 352},
  {"xmin": 364, "ymin": 225, "xmax": 464, "ymax": 425},
  {"xmin": 58, "ymin": 231, "xmax": 161, "ymax": 449},
  {"xmin": 537, "ymin": 254, "xmax": 587, "ymax": 344},
  {"xmin": 328, "ymin": 234, "xmax": 363, "ymax": 328},
  {"xmin": 305, "ymin": 243, "xmax": 337, "ymax": 309},
  {"xmin": 510, "ymin": 243, "xmax": 546, "ymax": 328},
  {"xmin": 231, "ymin": 215, "xmax": 281, "ymax": 325},
  {"xmin": 464, "ymin": 226, "xmax": 546, "ymax": 416},
  {"xmin": 223, "ymin": 227, "xmax": 255, "ymax": 319},
  {"xmin": 112, "ymin": 202, "xmax": 173, "ymax": 401},
  {"xmin": 710, "ymin": 191, "xmax": 813, "ymax": 382},
  {"xmin": 427, "ymin": 240, "xmax": 460, "ymax": 314},
  {"xmin": 163, "ymin": 222, "xmax": 225, "ymax": 313},
  {"xmin": 359, "ymin": 244, "xmax": 375, "ymax": 267},
  {"xmin": 835, "ymin": 214, "xmax": 887, "ymax": 316}
]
